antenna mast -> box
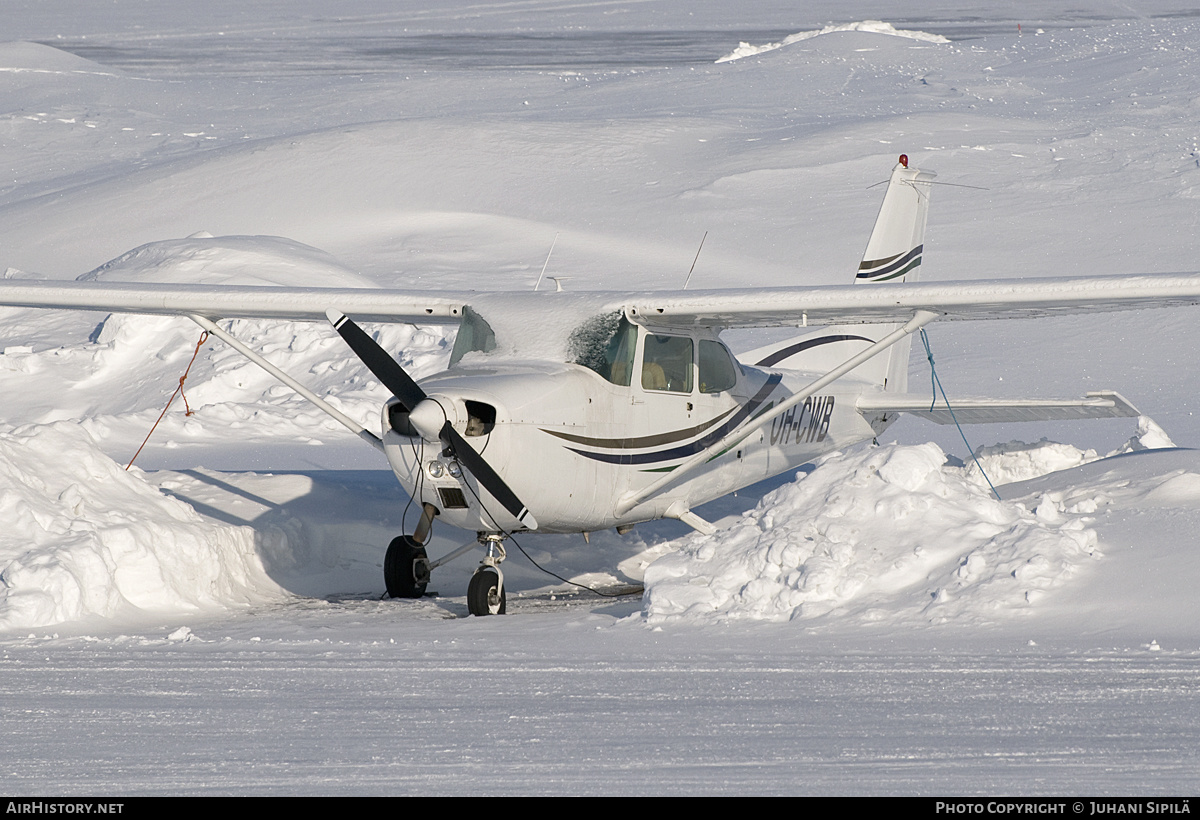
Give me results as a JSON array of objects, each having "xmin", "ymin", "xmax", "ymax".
[
  {"xmin": 682, "ymin": 231, "xmax": 708, "ymax": 290},
  {"xmin": 533, "ymin": 232, "xmax": 560, "ymax": 291}
]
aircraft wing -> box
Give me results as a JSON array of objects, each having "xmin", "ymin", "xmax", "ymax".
[
  {"xmin": 0, "ymin": 280, "xmax": 465, "ymax": 323},
  {"xmin": 622, "ymin": 272, "xmax": 1200, "ymax": 328},
  {"xmin": 856, "ymin": 390, "xmax": 1140, "ymax": 424},
  {"xmin": 3, "ymin": 272, "xmax": 1200, "ymax": 328}
]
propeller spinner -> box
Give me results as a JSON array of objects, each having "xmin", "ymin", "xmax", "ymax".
[{"xmin": 326, "ymin": 310, "xmax": 538, "ymax": 531}]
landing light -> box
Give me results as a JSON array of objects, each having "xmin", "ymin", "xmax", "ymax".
[{"xmin": 427, "ymin": 461, "xmax": 445, "ymax": 478}]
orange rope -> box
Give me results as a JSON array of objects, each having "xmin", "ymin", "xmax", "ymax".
[{"xmin": 125, "ymin": 330, "xmax": 210, "ymax": 471}]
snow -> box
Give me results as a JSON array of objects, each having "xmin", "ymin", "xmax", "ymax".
[
  {"xmin": 716, "ymin": 21, "xmax": 951, "ymax": 64},
  {"xmin": 79, "ymin": 235, "xmax": 379, "ymax": 288},
  {"xmin": 963, "ymin": 415, "xmax": 1176, "ymax": 486},
  {"xmin": 2, "ymin": 0, "xmax": 1200, "ymax": 795},
  {"xmin": 644, "ymin": 442, "xmax": 1101, "ymax": 625},
  {"xmin": 0, "ymin": 423, "xmax": 284, "ymax": 630}
]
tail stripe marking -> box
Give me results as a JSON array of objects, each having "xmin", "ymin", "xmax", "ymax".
[
  {"xmin": 858, "ymin": 251, "xmax": 902, "ymax": 272},
  {"xmin": 857, "ymin": 244, "xmax": 923, "ymax": 280},
  {"xmin": 868, "ymin": 257, "xmax": 922, "ymax": 282}
]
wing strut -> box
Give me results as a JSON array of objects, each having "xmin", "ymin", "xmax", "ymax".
[
  {"xmin": 188, "ymin": 314, "xmax": 385, "ymax": 453},
  {"xmin": 614, "ymin": 310, "xmax": 940, "ymax": 517}
]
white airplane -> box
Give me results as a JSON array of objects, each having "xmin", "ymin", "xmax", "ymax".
[{"xmin": 2, "ymin": 155, "xmax": 1199, "ymax": 616}]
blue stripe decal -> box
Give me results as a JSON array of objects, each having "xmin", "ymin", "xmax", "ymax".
[
  {"xmin": 754, "ymin": 334, "xmax": 874, "ymax": 367},
  {"xmin": 870, "ymin": 257, "xmax": 921, "ymax": 282},
  {"xmin": 567, "ymin": 374, "xmax": 782, "ymax": 466}
]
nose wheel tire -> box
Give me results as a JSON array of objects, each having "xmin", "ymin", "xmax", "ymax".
[
  {"xmin": 384, "ymin": 535, "xmax": 429, "ymax": 599},
  {"xmin": 467, "ymin": 567, "xmax": 506, "ymax": 616}
]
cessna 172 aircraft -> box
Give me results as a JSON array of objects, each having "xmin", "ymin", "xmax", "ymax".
[{"xmin": 2, "ymin": 156, "xmax": 1199, "ymax": 616}]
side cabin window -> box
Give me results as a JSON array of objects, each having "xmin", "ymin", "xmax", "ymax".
[
  {"xmin": 642, "ymin": 334, "xmax": 693, "ymax": 393},
  {"xmin": 568, "ymin": 312, "xmax": 637, "ymax": 386},
  {"xmin": 569, "ymin": 313, "xmax": 741, "ymax": 395},
  {"xmin": 698, "ymin": 339, "xmax": 739, "ymax": 394}
]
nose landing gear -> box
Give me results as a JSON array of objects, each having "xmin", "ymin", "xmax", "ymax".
[
  {"xmin": 466, "ymin": 535, "xmax": 507, "ymax": 616},
  {"xmin": 383, "ymin": 511, "xmax": 509, "ymax": 617}
]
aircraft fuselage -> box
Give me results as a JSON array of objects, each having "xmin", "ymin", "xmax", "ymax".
[{"xmin": 381, "ymin": 352, "xmax": 886, "ymax": 534}]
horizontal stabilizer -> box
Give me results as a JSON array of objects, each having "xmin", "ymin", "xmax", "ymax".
[{"xmin": 856, "ymin": 390, "xmax": 1139, "ymax": 425}]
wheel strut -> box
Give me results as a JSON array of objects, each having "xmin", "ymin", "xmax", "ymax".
[{"xmin": 412, "ymin": 502, "xmax": 438, "ymax": 545}]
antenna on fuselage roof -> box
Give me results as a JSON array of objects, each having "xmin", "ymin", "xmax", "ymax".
[
  {"xmin": 681, "ymin": 230, "xmax": 708, "ymax": 290},
  {"xmin": 532, "ymin": 232, "xmax": 560, "ymax": 292}
]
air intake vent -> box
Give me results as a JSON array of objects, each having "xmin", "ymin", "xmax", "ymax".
[
  {"xmin": 387, "ymin": 403, "xmax": 417, "ymax": 436},
  {"xmin": 438, "ymin": 487, "xmax": 468, "ymax": 509}
]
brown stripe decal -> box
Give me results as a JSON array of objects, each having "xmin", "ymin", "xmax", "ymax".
[
  {"xmin": 562, "ymin": 374, "xmax": 783, "ymax": 466},
  {"xmin": 540, "ymin": 405, "xmax": 737, "ymax": 449}
]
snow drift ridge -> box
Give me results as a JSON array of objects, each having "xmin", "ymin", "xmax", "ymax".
[{"xmin": 716, "ymin": 21, "xmax": 950, "ymax": 63}]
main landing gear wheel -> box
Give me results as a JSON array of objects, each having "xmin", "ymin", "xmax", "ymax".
[
  {"xmin": 467, "ymin": 567, "xmax": 506, "ymax": 616},
  {"xmin": 384, "ymin": 535, "xmax": 429, "ymax": 599}
]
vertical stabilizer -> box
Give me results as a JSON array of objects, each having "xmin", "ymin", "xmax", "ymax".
[
  {"xmin": 857, "ymin": 155, "xmax": 936, "ymax": 284},
  {"xmin": 738, "ymin": 156, "xmax": 935, "ymax": 394},
  {"xmin": 854, "ymin": 155, "xmax": 935, "ymax": 393}
]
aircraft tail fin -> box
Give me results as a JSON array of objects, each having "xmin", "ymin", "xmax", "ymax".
[
  {"xmin": 738, "ymin": 156, "xmax": 936, "ymax": 394},
  {"xmin": 852, "ymin": 155, "xmax": 936, "ymax": 393},
  {"xmin": 856, "ymin": 155, "xmax": 936, "ymax": 284}
]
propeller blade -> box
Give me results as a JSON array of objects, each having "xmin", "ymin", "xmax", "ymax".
[
  {"xmin": 326, "ymin": 309, "xmax": 426, "ymax": 411},
  {"xmin": 440, "ymin": 422, "xmax": 539, "ymax": 531},
  {"xmin": 328, "ymin": 310, "xmax": 537, "ymax": 531}
]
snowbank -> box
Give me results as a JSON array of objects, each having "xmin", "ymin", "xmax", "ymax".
[
  {"xmin": 716, "ymin": 21, "xmax": 950, "ymax": 63},
  {"xmin": 0, "ymin": 41, "xmax": 118, "ymax": 76},
  {"xmin": 963, "ymin": 416, "xmax": 1176, "ymax": 486},
  {"xmin": 645, "ymin": 421, "xmax": 1179, "ymax": 627},
  {"xmin": 78, "ymin": 234, "xmax": 377, "ymax": 288},
  {"xmin": 644, "ymin": 442, "xmax": 1099, "ymax": 625},
  {"xmin": 0, "ymin": 423, "xmax": 288, "ymax": 631}
]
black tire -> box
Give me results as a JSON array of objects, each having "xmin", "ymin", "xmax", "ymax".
[
  {"xmin": 384, "ymin": 535, "xmax": 428, "ymax": 599},
  {"xmin": 467, "ymin": 567, "xmax": 506, "ymax": 616}
]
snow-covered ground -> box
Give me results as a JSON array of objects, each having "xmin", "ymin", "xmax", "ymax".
[{"xmin": 3, "ymin": 0, "xmax": 1200, "ymax": 795}]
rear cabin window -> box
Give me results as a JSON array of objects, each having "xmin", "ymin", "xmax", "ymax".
[
  {"xmin": 698, "ymin": 339, "xmax": 739, "ymax": 394},
  {"xmin": 642, "ymin": 334, "xmax": 693, "ymax": 393}
]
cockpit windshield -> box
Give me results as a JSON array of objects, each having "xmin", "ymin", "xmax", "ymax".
[
  {"xmin": 448, "ymin": 305, "xmax": 497, "ymax": 367},
  {"xmin": 567, "ymin": 312, "xmax": 638, "ymax": 386}
]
